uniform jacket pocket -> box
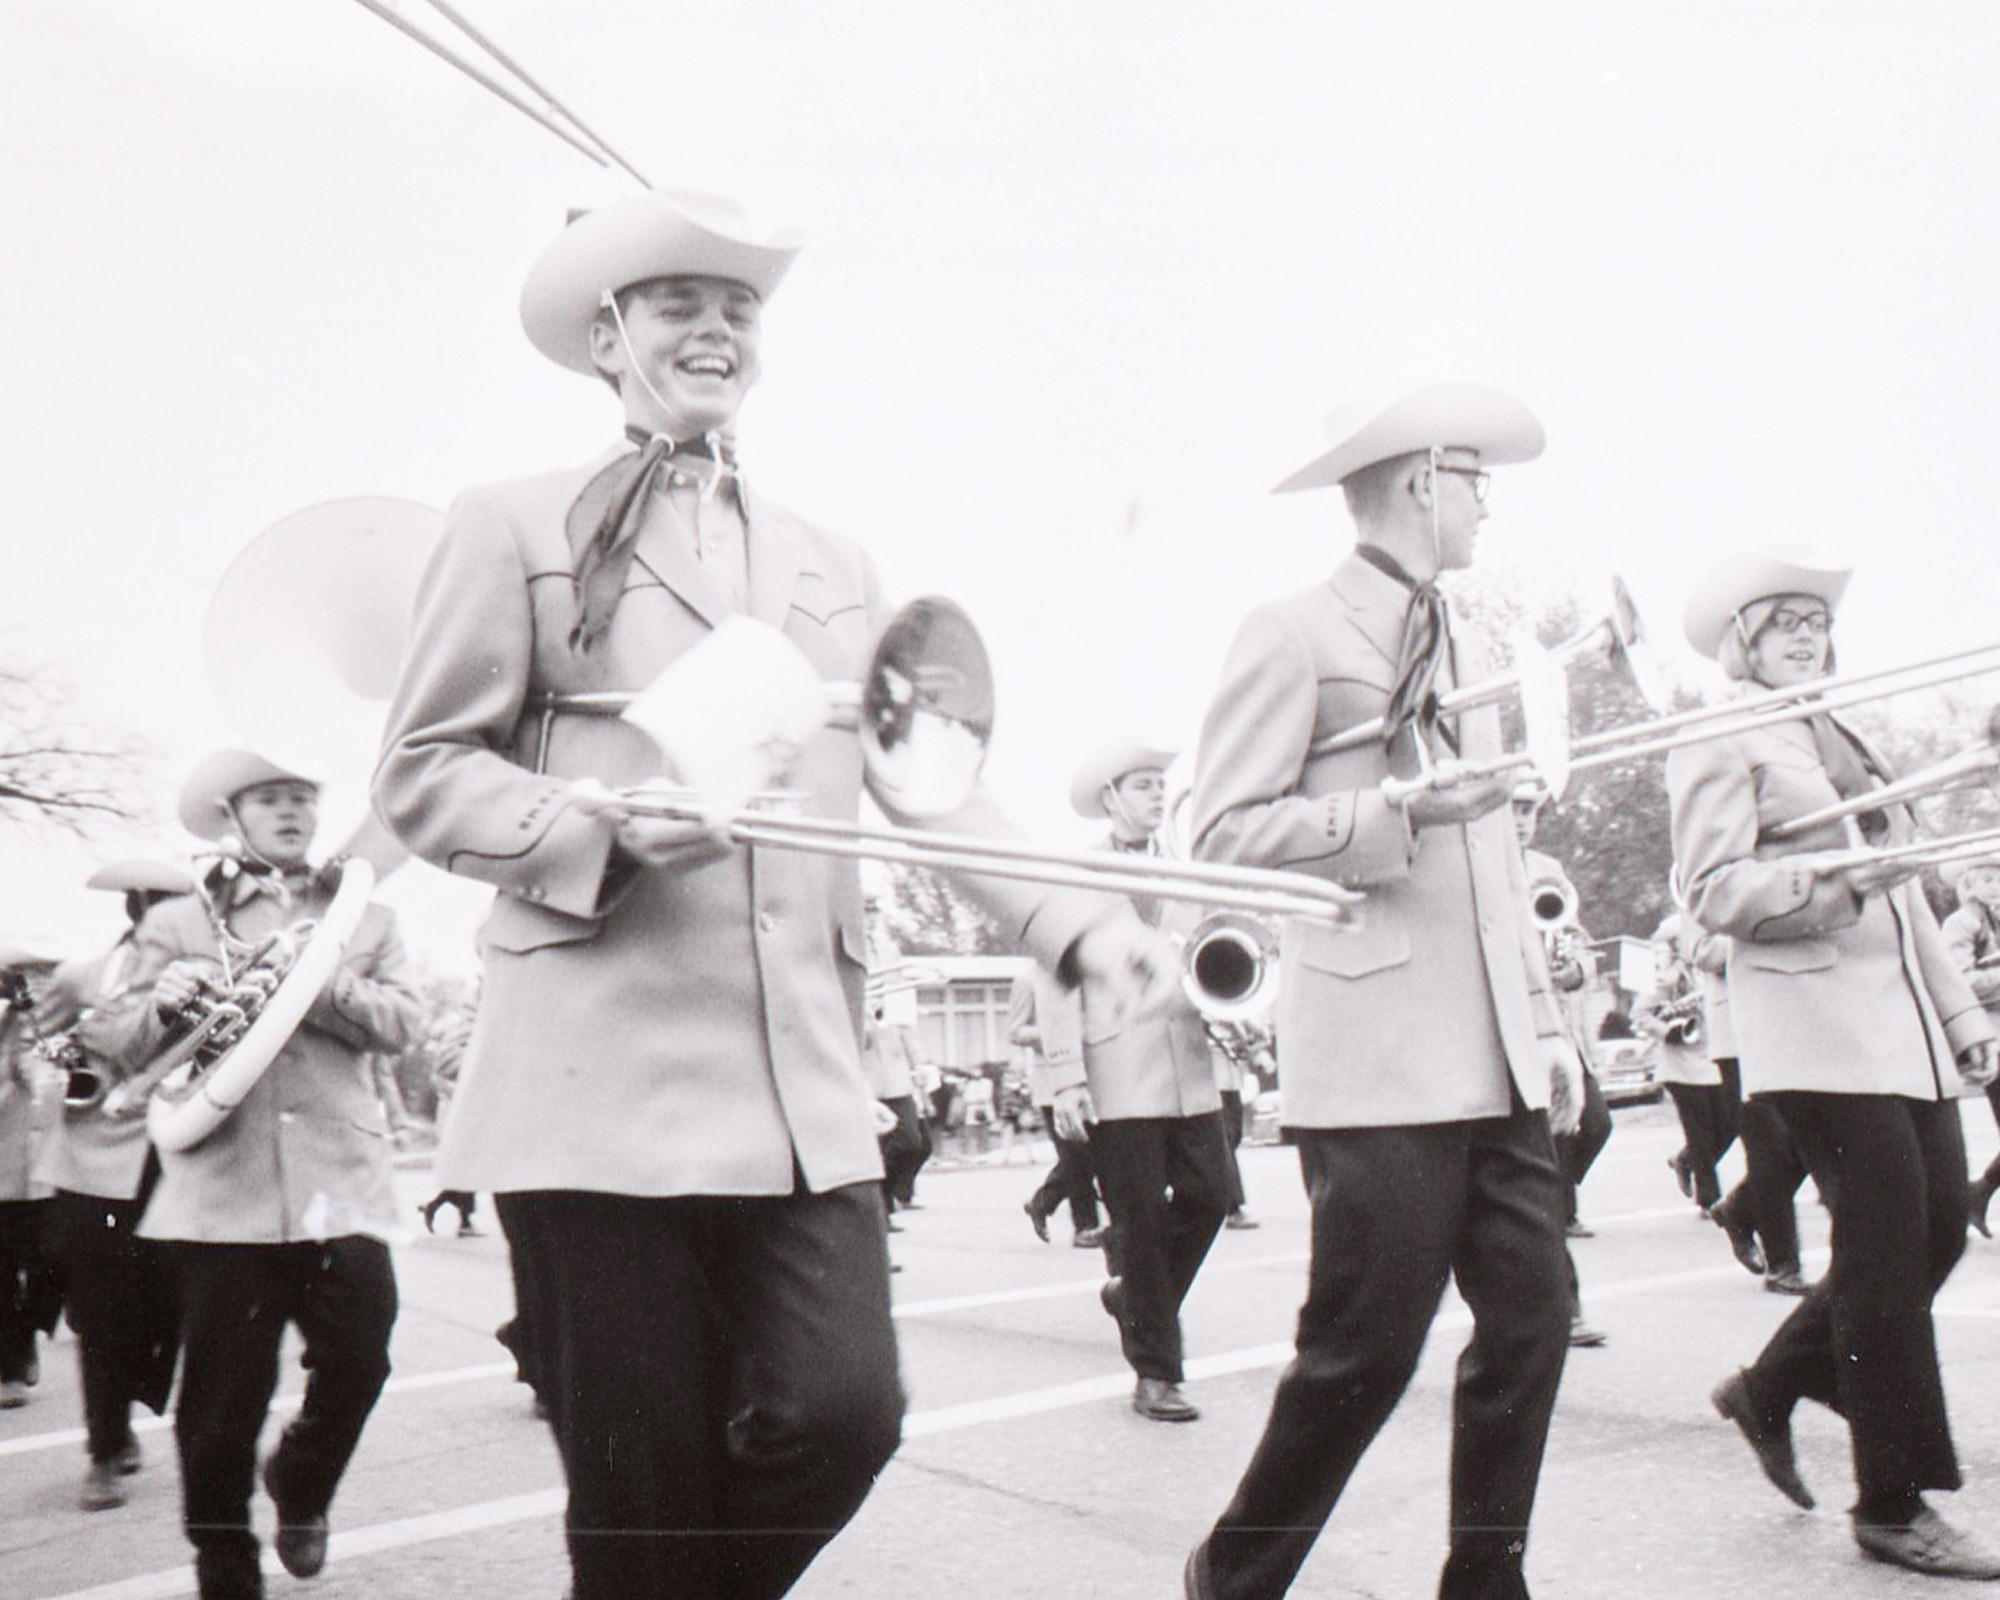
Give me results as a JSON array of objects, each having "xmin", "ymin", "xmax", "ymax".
[
  {"xmin": 1734, "ymin": 938, "xmax": 1838, "ymax": 975},
  {"xmin": 1298, "ymin": 921, "xmax": 1412, "ymax": 980},
  {"xmin": 481, "ymin": 894, "xmax": 601, "ymax": 955}
]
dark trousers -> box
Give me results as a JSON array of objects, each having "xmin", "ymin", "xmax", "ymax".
[
  {"xmin": 1088, "ymin": 1113, "xmax": 1233, "ymax": 1383},
  {"xmin": 0, "ymin": 1197, "xmax": 60, "ymax": 1383},
  {"xmin": 43, "ymin": 1187, "xmax": 179, "ymax": 1460},
  {"xmin": 1200, "ymin": 1110, "xmax": 1571, "ymax": 1600},
  {"xmin": 877, "ymin": 1094, "xmax": 931, "ymax": 1208},
  {"xmin": 1716, "ymin": 1086, "xmax": 1808, "ymax": 1272},
  {"xmin": 1030, "ymin": 1127, "xmax": 1102, "ymax": 1231},
  {"xmin": 172, "ymin": 1238, "xmax": 396, "ymax": 1600},
  {"xmin": 1740, "ymin": 1092, "xmax": 1966, "ymax": 1513},
  {"xmin": 1553, "ymin": 1069, "xmax": 1610, "ymax": 1225},
  {"xmin": 1219, "ymin": 1089, "xmax": 1250, "ymax": 1211},
  {"xmin": 1664, "ymin": 1075, "xmax": 1740, "ymax": 1208},
  {"xmin": 496, "ymin": 1183, "xmax": 903, "ymax": 1600},
  {"xmin": 1978, "ymin": 1081, "xmax": 2000, "ymax": 1190}
]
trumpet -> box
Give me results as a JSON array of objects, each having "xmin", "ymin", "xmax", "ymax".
[
  {"xmin": 1, "ymin": 970, "xmax": 102, "ymax": 1110},
  {"xmin": 1530, "ymin": 877, "xmax": 1579, "ymax": 930},
  {"xmin": 1181, "ymin": 912, "xmax": 1280, "ymax": 1024},
  {"xmin": 1645, "ymin": 990, "xmax": 1706, "ymax": 1050}
]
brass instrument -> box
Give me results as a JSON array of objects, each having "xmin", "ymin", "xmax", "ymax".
[
  {"xmin": 1530, "ymin": 877, "xmax": 1579, "ymax": 931},
  {"xmin": 1768, "ymin": 706, "xmax": 2000, "ymax": 840},
  {"xmin": 1, "ymin": 969, "xmax": 100, "ymax": 1110},
  {"xmin": 1181, "ymin": 912, "xmax": 1281, "ymax": 1024},
  {"xmin": 1650, "ymin": 991, "xmax": 1706, "ymax": 1050},
  {"xmin": 100, "ymin": 924, "xmax": 312, "ymax": 1122}
]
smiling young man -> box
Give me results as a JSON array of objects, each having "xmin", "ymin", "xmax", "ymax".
[
  {"xmin": 373, "ymin": 190, "xmax": 1176, "ymax": 1600},
  {"xmin": 93, "ymin": 750, "xmax": 418, "ymax": 1600},
  {"xmin": 1183, "ymin": 382, "xmax": 1585, "ymax": 1600}
]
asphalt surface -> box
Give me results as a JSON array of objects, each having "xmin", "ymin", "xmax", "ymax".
[{"xmin": 6, "ymin": 1101, "xmax": 2000, "ymax": 1598}]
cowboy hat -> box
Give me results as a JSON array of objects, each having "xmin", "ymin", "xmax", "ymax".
[
  {"xmin": 1941, "ymin": 857, "xmax": 2000, "ymax": 891},
  {"xmin": 521, "ymin": 190, "xmax": 807, "ymax": 376},
  {"xmin": 85, "ymin": 859, "xmax": 196, "ymax": 896},
  {"xmin": 1069, "ymin": 739, "xmax": 1177, "ymax": 819},
  {"xmin": 177, "ymin": 750, "xmax": 318, "ymax": 841},
  {"xmin": 0, "ymin": 936, "xmax": 62, "ymax": 972},
  {"xmin": 1273, "ymin": 381, "xmax": 1545, "ymax": 495},
  {"xmin": 1682, "ymin": 545, "xmax": 1853, "ymax": 661}
]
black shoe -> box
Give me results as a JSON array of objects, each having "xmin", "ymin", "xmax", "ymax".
[
  {"xmin": 1565, "ymin": 1218, "xmax": 1595, "ymax": 1239},
  {"xmin": 1224, "ymin": 1209, "xmax": 1260, "ymax": 1231},
  {"xmin": 1668, "ymin": 1152, "xmax": 1694, "ymax": 1199},
  {"xmin": 262, "ymin": 1456, "xmax": 330, "ymax": 1578},
  {"xmin": 1072, "ymin": 1225, "xmax": 1107, "ymax": 1248},
  {"xmin": 1764, "ymin": 1266, "xmax": 1811, "ymax": 1296},
  {"xmin": 1568, "ymin": 1318, "xmax": 1608, "ymax": 1348},
  {"xmin": 1022, "ymin": 1199, "xmax": 1050, "ymax": 1243},
  {"xmin": 1133, "ymin": 1377, "xmax": 1199, "ymax": 1422},
  {"xmin": 1711, "ymin": 1371, "xmax": 1815, "ymax": 1509},
  {"xmin": 1971, "ymin": 1177, "xmax": 1997, "ymax": 1240},
  {"xmin": 1713, "ymin": 1204, "xmax": 1767, "ymax": 1276},
  {"xmin": 418, "ymin": 1198, "xmax": 442, "ymax": 1234},
  {"xmin": 1184, "ymin": 1543, "xmax": 1215, "ymax": 1600},
  {"xmin": 1854, "ymin": 1507, "xmax": 2000, "ymax": 1578},
  {"xmin": 113, "ymin": 1435, "xmax": 142, "ymax": 1475}
]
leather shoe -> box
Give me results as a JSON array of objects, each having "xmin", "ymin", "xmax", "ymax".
[
  {"xmin": 1765, "ymin": 1266, "xmax": 1810, "ymax": 1296},
  {"xmin": 1568, "ymin": 1318, "xmax": 1608, "ymax": 1348},
  {"xmin": 263, "ymin": 1456, "xmax": 329, "ymax": 1578},
  {"xmin": 80, "ymin": 1460, "xmax": 127, "ymax": 1511},
  {"xmin": 1713, "ymin": 1203, "xmax": 1767, "ymax": 1276},
  {"xmin": 1855, "ymin": 1507, "xmax": 2000, "ymax": 1579},
  {"xmin": 1022, "ymin": 1198, "xmax": 1050, "ymax": 1243},
  {"xmin": 1565, "ymin": 1218, "xmax": 1595, "ymax": 1239},
  {"xmin": 1072, "ymin": 1225, "xmax": 1107, "ymax": 1248},
  {"xmin": 112, "ymin": 1436, "xmax": 143, "ymax": 1475},
  {"xmin": 1668, "ymin": 1151, "xmax": 1695, "ymax": 1199},
  {"xmin": 1971, "ymin": 1176, "xmax": 1998, "ymax": 1240},
  {"xmin": 1133, "ymin": 1377, "xmax": 1199, "ymax": 1422},
  {"xmin": 0, "ymin": 1379, "xmax": 28, "ymax": 1409},
  {"xmin": 1224, "ymin": 1209, "xmax": 1260, "ymax": 1231},
  {"xmin": 1711, "ymin": 1372, "xmax": 1815, "ymax": 1509}
]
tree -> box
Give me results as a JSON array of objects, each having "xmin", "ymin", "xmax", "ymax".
[
  {"xmin": 0, "ymin": 653, "xmax": 157, "ymax": 833},
  {"xmin": 877, "ymin": 861, "xmax": 1006, "ymax": 956}
]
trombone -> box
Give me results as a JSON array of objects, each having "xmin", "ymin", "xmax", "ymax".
[{"xmin": 1765, "ymin": 708, "xmax": 2000, "ymax": 840}]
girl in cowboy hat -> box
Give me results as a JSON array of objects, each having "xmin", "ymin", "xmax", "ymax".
[{"xmin": 1669, "ymin": 546, "xmax": 2000, "ymax": 1580}]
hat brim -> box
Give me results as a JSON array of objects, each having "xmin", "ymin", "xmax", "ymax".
[
  {"xmin": 1682, "ymin": 547, "xmax": 1854, "ymax": 660},
  {"xmin": 1069, "ymin": 742, "xmax": 1178, "ymax": 818},
  {"xmin": 522, "ymin": 192, "xmax": 806, "ymax": 376},
  {"xmin": 178, "ymin": 750, "xmax": 318, "ymax": 841},
  {"xmin": 1274, "ymin": 381, "xmax": 1545, "ymax": 494}
]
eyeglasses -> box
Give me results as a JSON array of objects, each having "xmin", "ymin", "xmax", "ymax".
[
  {"xmin": 1763, "ymin": 607, "xmax": 1832, "ymax": 639},
  {"xmin": 1432, "ymin": 464, "xmax": 1491, "ymax": 503}
]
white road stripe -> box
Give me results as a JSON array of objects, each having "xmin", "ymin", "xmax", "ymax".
[{"xmin": 33, "ymin": 1245, "xmax": 1841, "ymax": 1600}]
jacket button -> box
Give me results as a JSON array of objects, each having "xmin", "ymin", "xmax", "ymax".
[{"xmin": 758, "ymin": 911, "xmax": 776, "ymax": 932}]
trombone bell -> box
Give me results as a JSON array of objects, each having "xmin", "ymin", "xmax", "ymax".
[{"xmin": 1182, "ymin": 913, "xmax": 1280, "ymax": 1023}]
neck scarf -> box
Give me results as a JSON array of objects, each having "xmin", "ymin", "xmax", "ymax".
[
  {"xmin": 566, "ymin": 425, "xmax": 738, "ymax": 654},
  {"xmin": 1357, "ymin": 545, "xmax": 1452, "ymax": 753}
]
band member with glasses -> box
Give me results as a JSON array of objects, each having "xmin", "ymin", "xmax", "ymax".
[
  {"xmin": 36, "ymin": 860, "xmax": 191, "ymax": 1510},
  {"xmin": 1184, "ymin": 382, "xmax": 1584, "ymax": 1600},
  {"xmin": 93, "ymin": 750, "xmax": 419, "ymax": 1600},
  {"xmin": 1670, "ymin": 546, "xmax": 2000, "ymax": 1580},
  {"xmin": 1039, "ymin": 739, "xmax": 1235, "ymax": 1424},
  {"xmin": 372, "ymin": 189, "xmax": 1175, "ymax": 1600},
  {"xmin": 1938, "ymin": 857, "xmax": 2000, "ymax": 1235}
]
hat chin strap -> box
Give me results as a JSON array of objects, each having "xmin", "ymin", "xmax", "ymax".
[
  {"xmin": 599, "ymin": 290, "xmax": 727, "ymax": 503},
  {"xmin": 1426, "ymin": 447, "xmax": 1443, "ymax": 576},
  {"xmin": 1102, "ymin": 783, "xmax": 1155, "ymax": 844}
]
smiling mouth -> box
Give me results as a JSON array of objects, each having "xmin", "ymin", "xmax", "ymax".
[{"xmin": 678, "ymin": 354, "xmax": 734, "ymax": 378}]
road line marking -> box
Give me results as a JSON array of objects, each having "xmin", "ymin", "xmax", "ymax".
[{"xmin": 34, "ymin": 1248, "xmax": 1835, "ymax": 1599}]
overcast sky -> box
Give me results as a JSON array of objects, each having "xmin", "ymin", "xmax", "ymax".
[{"xmin": 5, "ymin": 0, "xmax": 1999, "ymax": 967}]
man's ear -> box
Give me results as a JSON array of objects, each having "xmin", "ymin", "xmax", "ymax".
[
  {"xmin": 586, "ymin": 313, "xmax": 625, "ymax": 383},
  {"xmin": 1407, "ymin": 461, "xmax": 1436, "ymax": 510}
]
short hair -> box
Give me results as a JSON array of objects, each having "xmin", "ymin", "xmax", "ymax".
[{"xmin": 1341, "ymin": 451, "xmax": 1425, "ymax": 525}]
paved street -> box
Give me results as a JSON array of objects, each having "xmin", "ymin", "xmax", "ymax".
[{"xmin": 6, "ymin": 1102, "xmax": 2000, "ymax": 1598}]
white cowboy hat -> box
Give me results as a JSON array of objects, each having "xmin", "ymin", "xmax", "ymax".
[
  {"xmin": 521, "ymin": 190, "xmax": 807, "ymax": 376},
  {"xmin": 1069, "ymin": 739, "xmax": 1177, "ymax": 819},
  {"xmin": 1682, "ymin": 545, "xmax": 1854, "ymax": 661},
  {"xmin": 1940, "ymin": 857, "xmax": 2000, "ymax": 891},
  {"xmin": 177, "ymin": 750, "xmax": 318, "ymax": 841},
  {"xmin": 85, "ymin": 859, "xmax": 196, "ymax": 896},
  {"xmin": 1273, "ymin": 380, "xmax": 1545, "ymax": 495}
]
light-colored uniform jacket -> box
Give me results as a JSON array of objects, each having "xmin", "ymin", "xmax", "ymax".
[
  {"xmin": 1941, "ymin": 902, "xmax": 2000, "ymax": 1024},
  {"xmin": 91, "ymin": 874, "xmax": 419, "ymax": 1243},
  {"xmin": 0, "ymin": 1007, "xmax": 54, "ymax": 1202},
  {"xmin": 372, "ymin": 458, "xmax": 1104, "ymax": 1199},
  {"xmin": 1667, "ymin": 715, "xmax": 1991, "ymax": 1099},
  {"xmin": 34, "ymin": 941, "xmax": 156, "ymax": 1200},
  {"xmin": 1190, "ymin": 552, "xmax": 1565, "ymax": 1129},
  {"xmin": 1638, "ymin": 912, "xmax": 1721, "ymax": 1087}
]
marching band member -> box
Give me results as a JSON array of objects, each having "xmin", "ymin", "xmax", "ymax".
[
  {"xmin": 1638, "ymin": 910, "xmax": 1736, "ymax": 1218},
  {"xmin": 1938, "ymin": 857, "xmax": 2000, "ymax": 1234},
  {"xmin": 860, "ymin": 886, "xmax": 932, "ymax": 1222},
  {"xmin": 0, "ymin": 941, "xmax": 62, "ymax": 1412},
  {"xmin": 1511, "ymin": 783, "xmax": 1609, "ymax": 1348},
  {"xmin": 1012, "ymin": 973, "xmax": 1107, "ymax": 1248},
  {"xmin": 1184, "ymin": 382, "xmax": 1583, "ymax": 1600},
  {"xmin": 371, "ymin": 189, "xmax": 1174, "ymax": 1600},
  {"xmin": 1669, "ymin": 546, "xmax": 2000, "ymax": 1580},
  {"xmin": 1039, "ymin": 740, "xmax": 1235, "ymax": 1424},
  {"xmin": 36, "ymin": 860, "xmax": 190, "ymax": 1509},
  {"xmin": 92, "ymin": 750, "xmax": 419, "ymax": 1600}
]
